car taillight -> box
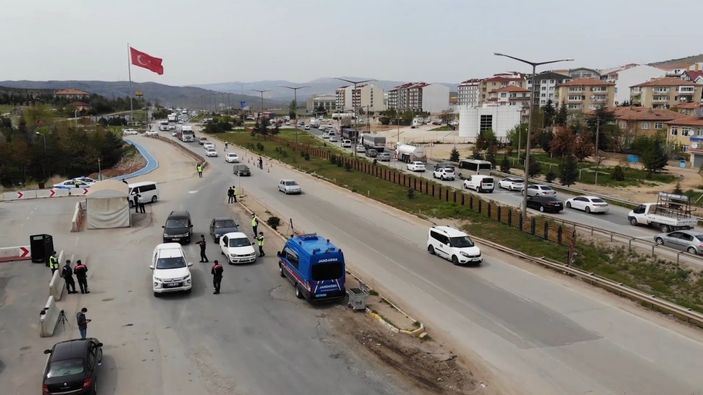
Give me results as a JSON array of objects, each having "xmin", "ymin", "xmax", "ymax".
[
  {"xmin": 82, "ymin": 377, "xmax": 93, "ymax": 390},
  {"xmin": 42, "ymin": 384, "xmax": 49, "ymax": 395}
]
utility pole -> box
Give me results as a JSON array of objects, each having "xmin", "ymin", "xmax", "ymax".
[
  {"xmin": 494, "ymin": 53, "xmax": 573, "ymax": 224},
  {"xmin": 336, "ymin": 78, "xmax": 374, "ymax": 156},
  {"xmin": 251, "ymin": 89, "xmax": 269, "ymax": 117},
  {"xmin": 281, "ymin": 85, "xmax": 308, "ymax": 145},
  {"xmin": 594, "ymin": 118, "xmax": 600, "ymax": 185}
]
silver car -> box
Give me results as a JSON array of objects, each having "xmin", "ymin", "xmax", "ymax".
[{"xmin": 654, "ymin": 230, "xmax": 703, "ymax": 255}]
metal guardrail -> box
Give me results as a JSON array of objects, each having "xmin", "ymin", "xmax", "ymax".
[{"xmin": 475, "ymin": 236, "xmax": 703, "ymax": 328}]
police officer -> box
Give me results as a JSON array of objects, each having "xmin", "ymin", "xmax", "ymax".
[
  {"xmin": 196, "ymin": 163, "xmax": 204, "ymax": 178},
  {"xmin": 131, "ymin": 191, "xmax": 142, "ymax": 213},
  {"xmin": 251, "ymin": 214, "xmax": 259, "ymax": 236},
  {"xmin": 196, "ymin": 235, "xmax": 209, "ymax": 263},
  {"xmin": 211, "ymin": 260, "xmax": 223, "ymax": 294},
  {"xmin": 48, "ymin": 251, "xmax": 59, "ymax": 274},
  {"xmin": 74, "ymin": 260, "xmax": 89, "ymax": 294},
  {"xmin": 256, "ymin": 232, "xmax": 265, "ymax": 257},
  {"xmin": 61, "ymin": 259, "xmax": 77, "ymax": 294}
]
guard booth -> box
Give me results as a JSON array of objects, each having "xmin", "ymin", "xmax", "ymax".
[{"xmin": 30, "ymin": 234, "xmax": 54, "ymax": 264}]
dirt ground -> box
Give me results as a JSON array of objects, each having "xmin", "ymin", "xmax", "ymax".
[{"xmin": 327, "ymin": 306, "xmax": 495, "ymax": 395}]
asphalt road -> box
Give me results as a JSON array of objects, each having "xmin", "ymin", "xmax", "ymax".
[
  {"xmin": 0, "ymin": 136, "xmax": 404, "ymax": 395},
  {"xmin": 179, "ymin": 125, "xmax": 703, "ymax": 395}
]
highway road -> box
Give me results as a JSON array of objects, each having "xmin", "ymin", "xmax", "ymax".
[
  {"xmin": 179, "ymin": 125, "xmax": 703, "ymax": 395},
  {"xmin": 0, "ymin": 136, "xmax": 406, "ymax": 395}
]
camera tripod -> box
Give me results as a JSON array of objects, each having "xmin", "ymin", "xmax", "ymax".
[{"xmin": 57, "ymin": 309, "xmax": 69, "ymax": 331}]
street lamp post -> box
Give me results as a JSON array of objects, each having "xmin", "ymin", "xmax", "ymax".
[
  {"xmin": 35, "ymin": 131, "xmax": 47, "ymax": 183},
  {"xmin": 494, "ymin": 53, "xmax": 573, "ymax": 224},
  {"xmin": 281, "ymin": 85, "xmax": 308, "ymax": 145},
  {"xmin": 336, "ymin": 78, "xmax": 374, "ymax": 157}
]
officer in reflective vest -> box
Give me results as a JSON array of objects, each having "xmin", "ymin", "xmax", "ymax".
[
  {"xmin": 251, "ymin": 214, "xmax": 259, "ymax": 236},
  {"xmin": 196, "ymin": 163, "xmax": 203, "ymax": 178},
  {"xmin": 256, "ymin": 232, "xmax": 265, "ymax": 257},
  {"xmin": 48, "ymin": 251, "xmax": 59, "ymax": 274}
]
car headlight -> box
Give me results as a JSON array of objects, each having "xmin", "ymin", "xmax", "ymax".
[
  {"xmin": 154, "ymin": 282, "xmax": 159, "ymax": 287},
  {"xmin": 460, "ymin": 251, "xmax": 470, "ymax": 257},
  {"xmin": 163, "ymin": 233, "xmax": 168, "ymax": 237}
]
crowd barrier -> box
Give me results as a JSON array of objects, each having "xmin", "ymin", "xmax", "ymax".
[
  {"xmin": 1, "ymin": 187, "xmax": 87, "ymax": 202},
  {"xmin": 39, "ymin": 296, "xmax": 59, "ymax": 337},
  {"xmin": 0, "ymin": 244, "xmax": 32, "ymax": 262}
]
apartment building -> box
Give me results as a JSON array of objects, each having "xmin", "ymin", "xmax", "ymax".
[
  {"xmin": 599, "ymin": 64, "xmax": 665, "ymax": 105},
  {"xmin": 306, "ymin": 94, "xmax": 337, "ymax": 113},
  {"xmin": 681, "ymin": 70, "xmax": 703, "ymax": 84},
  {"xmin": 674, "ymin": 102, "xmax": 701, "ymax": 116},
  {"xmin": 556, "ymin": 79, "xmax": 615, "ymax": 111},
  {"xmin": 568, "ymin": 68, "xmax": 601, "ymax": 79},
  {"xmin": 630, "ymin": 77, "xmax": 702, "ymax": 109},
  {"xmin": 335, "ymin": 86, "xmax": 351, "ymax": 110},
  {"xmin": 458, "ymin": 105, "xmax": 521, "ymax": 142},
  {"xmin": 479, "ymin": 74, "xmax": 526, "ymax": 104},
  {"xmin": 485, "ymin": 86, "xmax": 530, "ymax": 109},
  {"xmin": 526, "ymin": 71, "xmax": 571, "ymax": 107},
  {"xmin": 611, "ymin": 106, "xmax": 683, "ymax": 146},
  {"xmin": 335, "ymin": 84, "xmax": 385, "ymax": 112},
  {"xmin": 457, "ymin": 79, "xmax": 481, "ymax": 106},
  {"xmin": 666, "ymin": 108, "xmax": 703, "ymax": 152},
  {"xmin": 387, "ymin": 82, "xmax": 449, "ymax": 113}
]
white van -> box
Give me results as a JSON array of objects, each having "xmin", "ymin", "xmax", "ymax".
[
  {"xmin": 128, "ymin": 181, "xmax": 159, "ymax": 207},
  {"xmin": 427, "ymin": 226, "xmax": 482, "ymax": 265},
  {"xmin": 463, "ymin": 175, "xmax": 494, "ymax": 193}
]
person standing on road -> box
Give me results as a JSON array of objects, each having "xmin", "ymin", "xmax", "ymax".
[
  {"xmin": 197, "ymin": 235, "xmax": 209, "ymax": 263},
  {"xmin": 232, "ymin": 185, "xmax": 237, "ymax": 203},
  {"xmin": 61, "ymin": 259, "xmax": 77, "ymax": 294},
  {"xmin": 48, "ymin": 251, "xmax": 59, "ymax": 274},
  {"xmin": 211, "ymin": 260, "xmax": 223, "ymax": 294},
  {"xmin": 256, "ymin": 232, "xmax": 265, "ymax": 257},
  {"xmin": 74, "ymin": 260, "xmax": 89, "ymax": 294},
  {"xmin": 76, "ymin": 307, "xmax": 91, "ymax": 339},
  {"xmin": 196, "ymin": 163, "xmax": 204, "ymax": 178},
  {"xmin": 251, "ymin": 214, "xmax": 259, "ymax": 236},
  {"xmin": 131, "ymin": 191, "xmax": 142, "ymax": 213},
  {"xmin": 258, "ymin": 156, "xmax": 263, "ymax": 169},
  {"xmin": 227, "ymin": 186, "xmax": 234, "ymax": 204},
  {"xmin": 225, "ymin": 142, "xmax": 228, "ymax": 151}
]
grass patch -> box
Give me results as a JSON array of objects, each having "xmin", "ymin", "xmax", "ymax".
[
  {"xmin": 0, "ymin": 104, "xmax": 15, "ymax": 114},
  {"xmin": 430, "ymin": 125, "xmax": 455, "ymax": 131}
]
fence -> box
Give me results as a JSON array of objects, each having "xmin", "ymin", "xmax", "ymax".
[{"xmin": 266, "ymin": 136, "xmax": 574, "ymax": 248}]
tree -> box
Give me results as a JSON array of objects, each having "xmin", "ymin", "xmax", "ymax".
[
  {"xmin": 559, "ymin": 155, "xmax": 578, "ymax": 186},
  {"xmin": 506, "ymin": 123, "xmax": 528, "ymax": 150},
  {"xmin": 587, "ymin": 106, "xmax": 620, "ymax": 151},
  {"xmin": 630, "ymin": 135, "xmax": 668, "ymax": 176},
  {"xmin": 673, "ymin": 181, "xmax": 683, "ymax": 195},
  {"xmin": 550, "ymin": 127, "xmax": 576, "ymax": 158},
  {"xmin": 573, "ymin": 131, "xmax": 595, "ymax": 161},
  {"xmin": 545, "ymin": 170, "xmax": 556, "ymax": 183},
  {"xmin": 471, "ymin": 146, "xmax": 483, "ymax": 160},
  {"xmin": 555, "ymin": 105, "xmax": 568, "ymax": 126},
  {"xmin": 611, "ymin": 165, "xmax": 625, "ymax": 181},
  {"xmin": 538, "ymin": 130, "xmax": 553, "ymax": 154},
  {"xmin": 528, "ymin": 160, "xmax": 542, "ymax": 178},
  {"xmin": 485, "ymin": 144, "xmax": 497, "ymax": 165},
  {"xmin": 289, "ymin": 100, "xmax": 297, "ymax": 120},
  {"xmin": 440, "ymin": 110, "xmax": 454, "ymax": 125},
  {"xmin": 500, "ymin": 155, "xmax": 511, "ymax": 173},
  {"xmin": 476, "ymin": 129, "xmax": 497, "ymax": 151},
  {"xmin": 542, "ymin": 100, "xmax": 556, "ymax": 127},
  {"xmin": 449, "ymin": 147, "xmax": 460, "ymax": 162}
]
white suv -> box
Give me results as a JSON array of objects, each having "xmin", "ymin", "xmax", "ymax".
[
  {"xmin": 433, "ymin": 167, "xmax": 455, "ymax": 180},
  {"xmin": 150, "ymin": 243, "xmax": 193, "ymax": 296},
  {"xmin": 427, "ymin": 226, "xmax": 482, "ymax": 265}
]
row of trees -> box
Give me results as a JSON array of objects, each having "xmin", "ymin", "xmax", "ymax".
[
  {"xmin": 203, "ymin": 115, "xmax": 243, "ymax": 133},
  {"xmin": 0, "ymin": 117, "xmax": 125, "ymax": 187}
]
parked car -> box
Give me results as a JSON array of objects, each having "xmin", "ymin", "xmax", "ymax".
[
  {"xmin": 463, "ymin": 175, "xmax": 495, "ymax": 193},
  {"xmin": 427, "ymin": 226, "xmax": 482, "ymax": 265},
  {"xmin": 433, "ymin": 167, "xmax": 456, "ymax": 181},
  {"xmin": 565, "ymin": 196, "xmax": 609, "ymax": 213},
  {"xmin": 278, "ymin": 179, "xmax": 302, "ymax": 194},
  {"xmin": 198, "ymin": 137, "xmax": 208, "ymax": 145},
  {"xmin": 209, "ymin": 217, "xmax": 238, "ymax": 242},
  {"xmin": 304, "ymin": 125, "xmax": 310, "ymax": 130},
  {"xmin": 219, "ymin": 232, "xmax": 257, "ymax": 264},
  {"xmin": 654, "ymin": 230, "xmax": 703, "ymax": 255},
  {"xmin": 42, "ymin": 338, "xmax": 103, "ymax": 395},
  {"xmin": 205, "ymin": 148, "xmax": 218, "ymax": 157},
  {"xmin": 225, "ymin": 152, "xmax": 239, "ymax": 163},
  {"xmin": 365, "ymin": 148, "xmax": 378, "ymax": 158},
  {"xmin": 232, "ymin": 164, "xmax": 251, "ymax": 176},
  {"xmin": 122, "ymin": 128, "xmax": 138, "ymax": 135},
  {"xmin": 162, "ymin": 210, "xmax": 193, "ymax": 244},
  {"xmin": 322, "ymin": 132, "xmax": 330, "ymax": 139},
  {"xmin": 53, "ymin": 179, "xmax": 92, "ymax": 189},
  {"xmin": 145, "ymin": 130, "xmax": 158, "ymax": 137},
  {"xmin": 525, "ymin": 184, "xmax": 557, "ymax": 197},
  {"xmin": 329, "ymin": 135, "xmax": 339, "ymax": 142},
  {"xmin": 377, "ymin": 152, "xmax": 391, "ymax": 161},
  {"xmin": 499, "ymin": 177, "xmax": 524, "ymax": 191},
  {"xmin": 526, "ymin": 196, "xmax": 563, "ymax": 213},
  {"xmin": 342, "ymin": 139, "xmax": 352, "ymax": 148},
  {"xmin": 74, "ymin": 176, "xmax": 98, "ymax": 185},
  {"xmin": 355, "ymin": 144, "xmax": 366, "ymax": 153},
  {"xmin": 150, "ymin": 243, "xmax": 193, "ymax": 295},
  {"xmin": 407, "ymin": 161, "xmax": 426, "ymax": 172},
  {"xmin": 203, "ymin": 142, "xmax": 215, "ymax": 150}
]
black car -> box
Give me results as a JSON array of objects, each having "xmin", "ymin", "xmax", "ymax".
[
  {"xmin": 209, "ymin": 217, "xmax": 238, "ymax": 242},
  {"xmin": 526, "ymin": 196, "xmax": 564, "ymax": 213},
  {"xmin": 366, "ymin": 148, "xmax": 378, "ymax": 158},
  {"xmin": 232, "ymin": 164, "xmax": 251, "ymax": 176},
  {"xmin": 162, "ymin": 210, "xmax": 193, "ymax": 244},
  {"xmin": 43, "ymin": 338, "xmax": 103, "ymax": 395}
]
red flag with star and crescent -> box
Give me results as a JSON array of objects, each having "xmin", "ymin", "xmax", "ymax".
[{"xmin": 130, "ymin": 47, "xmax": 164, "ymax": 75}]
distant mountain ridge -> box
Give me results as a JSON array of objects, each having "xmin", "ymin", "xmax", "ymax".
[
  {"xmin": 649, "ymin": 54, "xmax": 703, "ymax": 68},
  {"xmin": 193, "ymin": 77, "xmax": 457, "ymax": 101},
  {"xmin": 0, "ymin": 80, "xmax": 269, "ymax": 109}
]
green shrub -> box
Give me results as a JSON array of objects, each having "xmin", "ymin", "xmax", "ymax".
[
  {"xmin": 545, "ymin": 170, "xmax": 556, "ymax": 183},
  {"xmin": 266, "ymin": 216, "xmax": 281, "ymax": 230},
  {"xmin": 407, "ymin": 187, "xmax": 415, "ymax": 199},
  {"xmin": 612, "ymin": 165, "xmax": 625, "ymax": 181}
]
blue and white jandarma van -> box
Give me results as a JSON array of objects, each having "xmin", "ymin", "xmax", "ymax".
[{"xmin": 277, "ymin": 234, "xmax": 345, "ymax": 302}]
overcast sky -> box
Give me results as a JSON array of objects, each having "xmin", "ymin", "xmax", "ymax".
[{"xmin": 2, "ymin": 0, "xmax": 701, "ymax": 86}]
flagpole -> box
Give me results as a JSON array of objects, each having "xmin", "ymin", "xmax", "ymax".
[{"xmin": 127, "ymin": 43, "xmax": 134, "ymax": 126}]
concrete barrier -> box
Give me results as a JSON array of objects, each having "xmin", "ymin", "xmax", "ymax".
[
  {"xmin": 70, "ymin": 201, "xmax": 85, "ymax": 232},
  {"xmin": 39, "ymin": 296, "xmax": 60, "ymax": 337},
  {"xmin": 2, "ymin": 190, "xmax": 38, "ymax": 201},
  {"xmin": 36, "ymin": 188, "xmax": 70, "ymax": 199},
  {"xmin": 0, "ymin": 245, "xmax": 32, "ymax": 262}
]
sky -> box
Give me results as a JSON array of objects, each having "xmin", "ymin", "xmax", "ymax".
[{"xmin": 2, "ymin": 0, "xmax": 702, "ymax": 86}]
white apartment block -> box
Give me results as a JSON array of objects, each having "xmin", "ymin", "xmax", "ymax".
[
  {"xmin": 457, "ymin": 79, "xmax": 481, "ymax": 106},
  {"xmin": 458, "ymin": 105, "xmax": 521, "ymax": 142},
  {"xmin": 600, "ymin": 64, "xmax": 666, "ymax": 105},
  {"xmin": 335, "ymin": 84, "xmax": 386, "ymax": 112},
  {"xmin": 526, "ymin": 71, "xmax": 571, "ymax": 107},
  {"xmin": 306, "ymin": 94, "xmax": 337, "ymax": 113}
]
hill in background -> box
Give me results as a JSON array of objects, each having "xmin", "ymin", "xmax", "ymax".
[{"xmin": 648, "ymin": 53, "xmax": 703, "ymax": 68}]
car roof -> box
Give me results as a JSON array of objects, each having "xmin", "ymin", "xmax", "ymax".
[
  {"xmin": 155, "ymin": 243, "xmax": 184, "ymax": 257},
  {"xmin": 168, "ymin": 210, "xmax": 190, "ymax": 218},
  {"xmin": 128, "ymin": 181, "xmax": 156, "ymax": 188},
  {"xmin": 222, "ymin": 232, "xmax": 249, "ymax": 239},
  {"xmin": 280, "ymin": 179, "xmax": 296, "ymax": 182},
  {"xmin": 51, "ymin": 339, "xmax": 95, "ymax": 360},
  {"xmin": 431, "ymin": 226, "xmax": 468, "ymax": 237},
  {"xmin": 213, "ymin": 217, "xmax": 235, "ymax": 223}
]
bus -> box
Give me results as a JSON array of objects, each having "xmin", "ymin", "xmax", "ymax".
[
  {"xmin": 459, "ymin": 159, "xmax": 492, "ymax": 175},
  {"xmin": 277, "ymin": 233, "xmax": 345, "ymax": 303}
]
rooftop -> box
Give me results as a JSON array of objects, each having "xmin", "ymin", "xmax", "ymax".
[
  {"xmin": 612, "ymin": 107, "xmax": 684, "ymax": 122},
  {"xmin": 55, "ymin": 88, "xmax": 89, "ymax": 96},
  {"xmin": 666, "ymin": 116, "xmax": 703, "ymax": 127},
  {"xmin": 632, "ymin": 77, "xmax": 697, "ymax": 88}
]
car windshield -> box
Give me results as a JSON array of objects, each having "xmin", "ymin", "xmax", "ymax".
[
  {"xmin": 510, "ymin": 178, "xmax": 524, "ymax": 183},
  {"xmin": 47, "ymin": 358, "xmax": 84, "ymax": 378},
  {"xmin": 449, "ymin": 236, "xmax": 474, "ymax": 248},
  {"xmin": 694, "ymin": 234, "xmax": 703, "ymax": 241},
  {"xmin": 165, "ymin": 219, "xmax": 188, "ymax": 228},
  {"xmin": 285, "ymin": 181, "xmax": 298, "ymax": 186},
  {"xmin": 591, "ymin": 198, "xmax": 606, "ymax": 203},
  {"xmin": 214, "ymin": 220, "xmax": 236, "ymax": 229},
  {"xmin": 541, "ymin": 186, "xmax": 553, "ymax": 191},
  {"xmin": 311, "ymin": 262, "xmax": 344, "ymax": 281},
  {"xmin": 229, "ymin": 237, "xmax": 250, "ymax": 247},
  {"xmin": 156, "ymin": 256, "xmax": 186, "ymax": 269}
]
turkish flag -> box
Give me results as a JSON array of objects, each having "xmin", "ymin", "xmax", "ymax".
[{"xmin": 130, "ymin": 47, "xmax": 164, "ymax": 75}]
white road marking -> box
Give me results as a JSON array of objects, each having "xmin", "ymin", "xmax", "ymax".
[{"xmin": 188, "ymin": 190, "xmax": 198, "ymax": 194}]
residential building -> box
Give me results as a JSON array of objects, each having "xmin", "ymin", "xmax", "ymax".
[
  {"xmin": 458, "ymin": 105, "xmax": 521, "ymax": 142},
  {"xmin": 673, "ymin": 102, "xmax": 701, "ymax": 116},
  {"xmin": 335, "ymin": 84, "xmax": 385, "ymax": 112},
  {"xmin": 335, "ymin": 86, "xmax": 351, "ymax": 110},
  {"xmin": 54, "ymin": 88, "xmax": 90, "ymax": 100},
  {"xmin": 457, "ymin": 79, "xmax": 481, "ymax": 106},
  {"xmin": 306, "ymin": 94, "xmax": 336, "ymax": 113},
  {"xmin": 681, "ymin": 70, "xmax": 703, "ymax": 84},
  {"xmin": 526, "ymin": 71, "xmax": 571, "ymax": 107},
  {"xmin": 630, "ymin": 77, "xmax": 702, "ymax": 109},
  {"xmin": 599, "ymin": 64, "xmax": 665, "ymax": 105},
  {"xmin": 611, "ymin": 106, "xmax": 683, "ymax": 146},
  {"xmin": 479, "ymin": 74, "xmax": 526, "ymax": 104},
  {"xmin": 568, "ymin": 68, "xmax": 601, "ymax": 79},
  {"xmin": 485, "ymin": 86, "xmax": 530, "ymax": 109},
  {"xmin": 665, "ymin": 107, "xmax": 703, "ymax": 153},
  {"xmin": 387, "ymin": 82, "xmax": 449, "ymax": 113},
  {"xmin": 556, "ymin": 79, "xmax": 615, "ymax": 111}
]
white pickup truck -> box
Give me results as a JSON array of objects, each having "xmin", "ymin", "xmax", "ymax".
[{"xmin": 628, "ymin": 202, "xmax": 697, "ymax": 232}]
